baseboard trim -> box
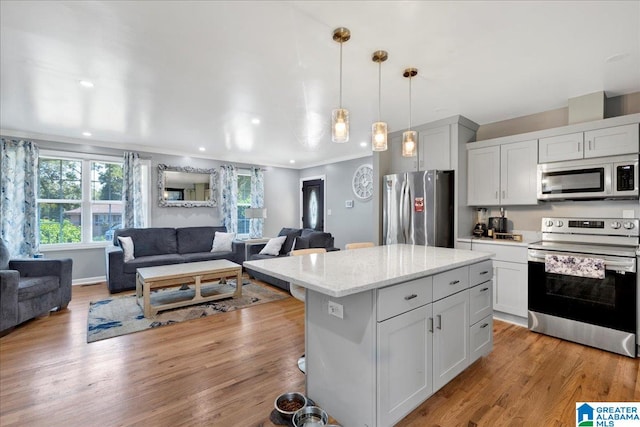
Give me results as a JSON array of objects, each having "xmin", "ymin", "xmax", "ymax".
[
  {"xmin": 72, "ymin": 276, "xmax": 106, "ymax": 286},
  {"xmin": 493, "ymin": 311, "xmax": 527, "ymax": 328}
]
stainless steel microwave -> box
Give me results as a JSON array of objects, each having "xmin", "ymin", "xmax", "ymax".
[{"xmin": 537, "ymin": 154, "xmax": 638, "ymax": 200}]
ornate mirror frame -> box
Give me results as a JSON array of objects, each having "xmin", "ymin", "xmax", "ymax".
[{"xmin": 157, "ymin": 164, "xmax": 218, "ymax": 207}]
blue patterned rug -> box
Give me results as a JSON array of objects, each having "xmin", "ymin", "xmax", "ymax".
[{"xmin": 87, "ymin": 282, "xmax": 287, "ymax": 342}]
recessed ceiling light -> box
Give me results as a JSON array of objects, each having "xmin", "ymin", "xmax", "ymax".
[
  {"xmin": 198, "ymin": 147, "xmax": 205, "ymax": 152},
  {"xmin": 82, "ymin": 131, "xmax": 92, "ymax": 137},
  {"xmin": 360, "ymin": 141, "xmax": 367, "ymax": 147},
  {"xmin": 251, "ymin": 118, "xmax": 261, "ymax": 125},
  {"xmin": 79, "ymin": 80, "xmax": 94, "ymax": 88},
  {"xmin": 289, "ymin": 159, "xmax": 295, "ymax": 164}
]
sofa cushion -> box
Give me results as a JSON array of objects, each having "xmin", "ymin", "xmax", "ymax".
[
  {"xmin": 181, "ymin": 251, "xmax": 234, "ymax": 263},
  {"xmin": 176, "ymin": 226, "xmax": 226, "ymax": 254},
  {"xmin": 293, "ymin": 237, "xmax": 309, "ymax": 250},
  {"xmin": 115, "ymin": 228, "xmax": 178, "ymax": 257},
  {"xmin": 249, "ymin": 253, "xmax": 279, "ymax": 261},
  {"xmin": 18, "ymin": 276, "xmax": 59, "ymax": 300},
  {"xmin": 278, "ymin": 228, "xmax": 302, "ymax": 255},
  {"xmin": 306, "ymin": 231, "xmax": 333, "ymax": 248},
  {"xmin": 122, "ymin": 254, "xmax": 184, "ymax": 274},
  {"xmin": 211, "ymin": 232, "xmax": 235, "ymax": 253},
  {"xmin": 0, "ymin": 239, "xmax": 9, "ymax": 270}
]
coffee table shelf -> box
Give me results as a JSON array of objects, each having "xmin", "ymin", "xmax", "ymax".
[{"xmin": 135, "ymin": 260, "xmax": 242, "ymax": 318}]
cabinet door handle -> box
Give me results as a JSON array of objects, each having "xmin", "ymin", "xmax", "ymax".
[
  {"xmin": 480, "ymin": 270, "xmax": 489, "ymax": 275},
  {"xmin": 495, "ymin": 191, "xmax": 498, "ymax": 199},
  {"xmin": 588, "ymin": 139, "xmax": 592, "ymax": 150},
  {"xmin": 436, "ymin": 314, "xmax": 442, "ymax": 330},
  {"xmin": 502, "ymin": 190, "xmax": 506, "ymax": 199},
  {"xmin": 449, "ymin": 280, "xmax": 460, "ymax": 286},
  {"xmin": 480, "ymin": 323, "xmax": 489, "ymax": 329},
  {"xmin": 404, "ymin": 294, "xmax": 418, "ymax": 300},
  {"xmin": 480, "ymin": 287, "xmax": 489, "ymax": 292},
  {"xmin": 428, "ymin": 317, "xmax": 434, "ymax": 332},
  {"xmin": 578, "ymin": 142, "xmax": 581, "ymax": 152}
]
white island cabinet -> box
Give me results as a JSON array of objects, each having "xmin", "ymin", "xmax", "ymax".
[{"xmin": 244, "ymin": 244, "xmax": 494, "ymax": 427}]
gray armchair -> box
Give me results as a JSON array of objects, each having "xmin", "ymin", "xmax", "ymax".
[{"xmin": 0, "ymin": 239, "xmax": 72, "ymax": 335}]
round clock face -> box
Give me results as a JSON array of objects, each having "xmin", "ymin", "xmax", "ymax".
[{"xmin": 352, "ymin": 164, "xmax": 373, "ymax": 200}]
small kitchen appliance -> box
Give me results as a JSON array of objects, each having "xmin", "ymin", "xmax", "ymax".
[
  {"xmin": 528, "ymin": 217, "xmax": 639, "ymax": 357},
  {"xmin": 473, "ymin": 208, "xmax": 488, "ymax": 237},
  {"xmin": 488, "ymin": 216, "xmax": 508, "ymax": 234}
]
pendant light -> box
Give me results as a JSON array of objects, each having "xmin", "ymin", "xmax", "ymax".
[
  {"xmin": 402, "ymin": 68, "xmax": 418, "ymax": 157},
  {"xmin": 371, "ymin": 50, "xmax": 388, "ymax": 151},
  {"xmin": 331, "ymin": 27, "xmax": 351, "ymax": 143}
]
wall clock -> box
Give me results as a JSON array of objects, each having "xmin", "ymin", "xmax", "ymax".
[{"xmin": 352, "ymin": 164, "xmax": 373, "ymax": 200}]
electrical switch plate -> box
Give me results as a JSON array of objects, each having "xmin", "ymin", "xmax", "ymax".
[
  {"xmin": 327, "ymin": 209, "xmax": 332, "ymax": 215},
  {"xmin": 328, "ymin": 300, "xmax": 344, "ymax": 319}
]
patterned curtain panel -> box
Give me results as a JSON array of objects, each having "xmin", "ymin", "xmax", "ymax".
[
  {"xmin": 0, "ymin": 139, "xmax": 39, "ymax": 257},
  {"xmin": 219, "ymin": 164, "xmax": 238, "ymax": 234},
  {"xmin": 250, "ymin": 167, "xmax": 265, "ymax": 238},
  {"xmin": 122, "ymin": 152, "xmax": 145, "ymax": 228}
]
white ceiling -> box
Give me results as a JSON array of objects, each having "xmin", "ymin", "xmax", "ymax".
[{"xmin": 1, "ymin": 1, "xmax": 639, "ymax": 169}]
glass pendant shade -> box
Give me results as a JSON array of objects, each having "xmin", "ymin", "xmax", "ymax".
[
  {"xmin": 332, "ymin": 108, "xmax": 349, "ymax": 143},
  {"xmin": 371, "ymin": 121, "xmax": 388, "ymax": 151},
  {"xmin": 402, "ymin": 130, "xmax": 417, "ymax": 157}
]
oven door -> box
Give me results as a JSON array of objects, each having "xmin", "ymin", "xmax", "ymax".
[{"xmin": 528, "ymin": 249, "xmax": 636, "ymax": 333}]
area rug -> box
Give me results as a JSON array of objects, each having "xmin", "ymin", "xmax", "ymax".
[{"xmin": 87, "ymin": 281, "xmax": 287, "ymax": 343}]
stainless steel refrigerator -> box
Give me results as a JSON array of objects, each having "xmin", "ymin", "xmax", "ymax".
[{"xmin": 383, "ymin": 170, "xmax": 454, "ymax": 247}]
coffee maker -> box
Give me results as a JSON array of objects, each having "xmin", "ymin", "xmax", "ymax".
[{"xmin": 473, "ymin": 208, "xmax": 488, "ymax": 237}]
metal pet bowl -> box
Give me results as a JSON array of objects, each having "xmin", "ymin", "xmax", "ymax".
[
  {"xmin": 292, "ymin": 405, "xmax": 329, "ymax": 427},
  {"xmin": 274, "ymin": 392, "xmax": 307, "ymax": 420}
]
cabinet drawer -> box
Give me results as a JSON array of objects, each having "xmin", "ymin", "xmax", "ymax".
[
  {"xmin": 377, "ymin": 277, "xmax": 433, "ymax": 321},
  {"xmin": 470, "ymin": 282, "xmax": 493, "ymax": 324},
  {"xmin": 469, "ymin": 315, "xmax": 493, "ymax": 364},
  {"xmin": 433, "ymin": 267, "xmax": 469, "ymax": 301},
  {"xmin": 469, "ymin": 260, "xmax": 493, "ymax": 287}
]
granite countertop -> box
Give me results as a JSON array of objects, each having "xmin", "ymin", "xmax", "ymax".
[{"xmin": 243, "ymin": 244, "xmax": 494, "ymax": 298}]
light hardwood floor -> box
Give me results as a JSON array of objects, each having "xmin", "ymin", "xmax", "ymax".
[{"xmin": 0, "ymin": 280, "xmax": 638, "ymax": 427}]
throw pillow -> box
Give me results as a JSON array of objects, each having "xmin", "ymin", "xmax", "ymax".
[
  {"xmin": 293, "ymin": 236, "xmax": 310, "ymax": 250},
  {"xmin": 259, "ymin": 236, "xmax": 287, "ymax": 256},
  {"xmin": 117, "ymin": 236, "xmax": 135, "ymax": 262},
  {"xmin": 211, "ymin": 231, "xmax": 236, "ymax": 253}
]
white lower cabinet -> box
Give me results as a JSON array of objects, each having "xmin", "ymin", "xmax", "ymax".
[
  {"xmin": 470, "ymin": 315, "xmax": 493, "ymax": 363},
  {"xmin": 493, "ymin": 260, "xmax": 528, "ymax": 318},
  {"xmin": 377, "ymin": 304, "xmax": 433, "ymax": 427},
  {"xmin": 433, "ymin": 289, "xmax": 470, "ymax": 391}
]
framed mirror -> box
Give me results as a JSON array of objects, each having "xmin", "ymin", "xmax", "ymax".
[{"xmin": 157, "ymin": 164, "xmax": 218, "ymax": 207}]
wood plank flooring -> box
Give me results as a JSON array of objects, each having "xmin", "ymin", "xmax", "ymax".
[{"xmin": 0, "ymin": 280, "xmax": 638, "ymax": 427}]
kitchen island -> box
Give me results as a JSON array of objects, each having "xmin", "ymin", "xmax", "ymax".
[{"xmin": 244, "ymin": 244, "xmax": 494, "ymax": 427}]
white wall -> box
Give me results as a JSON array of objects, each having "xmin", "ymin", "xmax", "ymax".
[{"xmin": 301, "ymin": 156, "xmax": 374, "ymax": 250}]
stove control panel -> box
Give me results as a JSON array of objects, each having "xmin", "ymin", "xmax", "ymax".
[{"xmin": 541, "ymin": 217, "xmax": 640, "ymax": 236}]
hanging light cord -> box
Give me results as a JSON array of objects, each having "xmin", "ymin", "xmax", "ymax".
[
  {"xmin": 339, "ymin": 41, "xmax": 343, "ymax": 108},
  {"xmin": 378, "ymin": 61, "xmax": 382, "ymax": 121},
  {"xmin": 408, "ymin": 75, "xmax": 412, "ymax": 130}
]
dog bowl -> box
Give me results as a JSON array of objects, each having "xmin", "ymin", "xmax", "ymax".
[
  {"xmin": 292, "ymin": 405, "xmax": 328, "ymax": 427},
  {"xmin": 274, "ymin": 392, "xmax": 307, "ymax": 420}
]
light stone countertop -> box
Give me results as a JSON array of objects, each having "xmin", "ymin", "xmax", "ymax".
[
  {"xmin": 457, "ymin": 230, "xmax": 541, "ymax": 247},
  {"xmin": 243, "ymin": 244, "xmax": 494, "ymax": 298}
]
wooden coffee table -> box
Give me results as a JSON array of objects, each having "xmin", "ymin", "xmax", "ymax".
[{"xmin": 135, "ymin": 260, "xmax": 242, "ymax": 318}]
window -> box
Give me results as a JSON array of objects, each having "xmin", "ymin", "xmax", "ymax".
[
  {"xmin": 237, "ymin": 172, "xmax": 251, "ymax": 237},
  {"xmin": 37, "ymin": 152, "xmax": 146, "ymax": 247}
]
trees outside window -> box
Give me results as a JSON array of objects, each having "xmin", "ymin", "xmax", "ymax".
[{"xmin": 237, "ymin": 173, "xmax": 251, "ymax": 237}]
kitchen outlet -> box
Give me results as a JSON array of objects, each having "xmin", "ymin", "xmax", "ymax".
[
  {"xmin": 327, "ymin": 209, "xmax": 332, "ymax": 216},
  {"xmin": 328, "ymin": 300, "xmax": 343, "ymax": 319},
  {"xmin": 623, "ymin": 210, "xmax": 635, "ymax": 219}
]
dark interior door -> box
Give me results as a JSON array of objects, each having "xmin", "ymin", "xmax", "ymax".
[{"xmin": 302, "ymin": 179, "xmax": 324, "ymax": 231}]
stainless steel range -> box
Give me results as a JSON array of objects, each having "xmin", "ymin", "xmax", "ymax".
[{"xmin": 528, "ymin": 217, "xmax": 639, "ymax": 357}]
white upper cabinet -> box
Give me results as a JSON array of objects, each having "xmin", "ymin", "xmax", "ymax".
[
  {"xmin": 467, "ymin": 146, "xmax": 500, "ymax": 206},
  {"xmin": 539, "ymin": 124, "xmax": 638, "ymax": 162},
  {"xmin": 420, "ymin": 125, "xmax": 451, "ymax": 170},
  {"xmin": 538, "ymin": 132, "xmax": 584, "ymax": 162},
  {"xmin": 500, "ymin": 140, "xmax": 538, "ymax": 205},
  {"xmin": 584, "ymin": 124, "xmax": 639, "ymax": 158},
  {"xmin": 467, "ymin": 140, "xmax": 537, "ymax": 206}
]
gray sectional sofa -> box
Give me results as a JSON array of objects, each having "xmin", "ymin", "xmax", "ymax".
[
  {"xmin": 105, "ymin": 226, "xmax": 245, "ymax": 293},
  {"xmin": 244, "ymin": 227, "xmax": 338, "ymax": 292}
]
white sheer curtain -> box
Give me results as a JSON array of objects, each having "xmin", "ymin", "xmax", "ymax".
[{"xmin": 249, "ymin": 167, "xmax": 264, "ymax": 238}]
